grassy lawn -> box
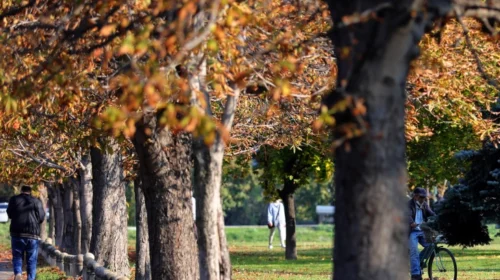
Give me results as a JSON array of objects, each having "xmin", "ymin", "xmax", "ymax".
[
  {"xmin": 2, "ymin": 223, "xmax": 500, "ymax": 279},
  {"xmin": 227, "ymin": 225, "xmax": 500, "ymax": 280}
]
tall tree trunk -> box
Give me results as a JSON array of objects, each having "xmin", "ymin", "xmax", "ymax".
[
  {"xmin": 52, "ymin": 186, "xmax": 64, "ymax": 247},
  {"xmin": 133, "ymin": 113, "xmax": 198, "ymax": 280},
  {"xmin": 193, "ymin": 141, "xmax": 224, "ymax": 280},
  {"xmin": 279, "ymin": 178, "xmax": 297, "ymax": 260},
  {"xmin": 323, "ymin": 1, "xmax": 432, "ymax": 278},
  {"xmin": 62, "ymin": 183, "xmax": 75, "ymax": 254},
  {"xmin": 47, "ymin": 187, "xmax": 55, "ymax": 242},
  {"xmin": 79, "ymin": 154, "xmax": 93, "ymax": 254},
  {"xmin": 72, "ymin": 179, "xmax": 82, "ymax": 256},
  {"xmin": 217, "ymin": 204, "xmax": 231, "ymax": 279},
  {"xmin": 90, "ymin": 139, "xmax": 130, "ymax": 277},
  {"xmin": 192, "ymin": 57, "xmax": 239, "ymax": 279},
  {"xmin": 38, "ymin": 184, "xmax": 48, "ymax": 241},
  {"xmin": 134, "ymin": 177, "xmax": 151, "ymax": 280}
]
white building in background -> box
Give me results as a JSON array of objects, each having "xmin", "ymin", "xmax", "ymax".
[
  {"xmin": 0, "ymin": 202, "xmax": 8, "ymax": 223},
  {"xmin": 316, "ymin": 205, "xmax": 335, "ymax": 224}
]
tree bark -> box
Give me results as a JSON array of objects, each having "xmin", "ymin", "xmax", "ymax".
[
  {"xmin": 193, "ymin": 141, "xmax": 224, "ymax": 280},
  {"xmin": 323, "ymin": 1, "xmax": 433, "ymax": 278},
  {"xmin": 134, "ymin": 177, "xmax": 151, "ymax": 280},
  {"xmin": 193, "ymin": 86, "xmax": 239, "ymax": 280},
  {"xmin": 79, "ymin": 154, "xmax": 93, "ymax": 254},
  {"xmin": 47, "ymin": 186, "xmax": 55, "ymax": 242},
  {"xmin": 61, "ymin": 182, "xmax": 75, "ymax": 254},
  {"xmin": 52, "ymin": 186, "xmax": 64, "ymax": 247},
  {"xmin": 72, "ymin": 179, "xmax": 82, "ymax": 256},
  {"xmin": 90, "ymin": 139, "xmax": 130, "ymax": 277},
  {"xmin": 217, "ymin": 204, "xmax": 231, "ymax": 279},
  {"xmin": 38, "ymin": 184, "xmax": 48, "ymax": 241},
  {"xmin": 133, "ymin": 112, "xmax": 198, "ymax": 280},
  {"xmin": 280, "ymin": 179, "xmax": 297, "ymax": 260}
]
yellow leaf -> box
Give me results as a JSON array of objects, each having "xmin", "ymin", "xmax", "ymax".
[{"xmin": 100, "ymin": 24, "xmax": 117, "ymax": 37}]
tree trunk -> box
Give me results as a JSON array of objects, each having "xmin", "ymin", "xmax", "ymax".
[
  {"xmin": 52, "ymin": 186, "xmax": 64, "ymax": 247},
  {"xmin": 217, "ymin": 204, "xmax": 231, "ymax": 279},
  {"xmin": 38, "ymin": 184, "xmax": 48, "ymax": 241},
  {"xmin": 133, "ymin": 113, "xmax": 198, "ymax": 280},
  {"xmin": 47, "ymin": 187, "xmax": 55, "ymax": 242},
  {"xmin": 90, "ymin": 139, "xmax": 130, "ymax": 277},
  {"xmin": 280, "ymin": 178, "xmax": 297, "ymax": 260},
  {"xmin": 62, "ymin": 183, "xmax": 75, "ymax": 254},
  {"xmin": 72, "ymin": 179, "xmax": 82, "ymax": 256},
  {"xmin": 79, "ymin": 154, "xmax": 93, "ymax": 254},
  {"xmin": 134, "ymin": 177, "xmax": 151, "ymax": 280},
  {"xmin": 193, "ymin": 140, "xmax": 224, "ymax": 280},
  {"xmin": 323, "ymin": 1, "xmax": 430, "ymax": 278},
  {"xmin": 193, "ymin": 86, "xmax": 239, "ymax": 280}
]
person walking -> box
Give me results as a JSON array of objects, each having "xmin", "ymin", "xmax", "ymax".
[
  {"xmin": 7, "ymin": 185, "xmax": 46, "ymax": 280},
  {"xmin": 267, "ymin": 199, "xmax": 286, "ymax": 249}
]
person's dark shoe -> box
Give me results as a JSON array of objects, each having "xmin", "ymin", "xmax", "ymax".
[
  {"xmin": 410, "ymin": 275, "xmax": 422, "ymax": 280},
  {"xmin": 14, "ymin": 274, "xmax": 22, "ymax": 280}
]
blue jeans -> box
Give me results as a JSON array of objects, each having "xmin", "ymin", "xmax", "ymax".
[
  {"xmin": 11, "ymin": 237, "xmax": 40, "ymax": 280},
  {"xmin": 409, "ymin": 231, "xmax": 429, "ymax": 276}
]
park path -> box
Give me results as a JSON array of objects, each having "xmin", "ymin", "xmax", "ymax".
[
  {"xmin": 0, "ymin": 261, "xmax": 11, "ymax": 280},
  {"xmin": 0, "ymin": 247, "xmax": 12, "ymax": 280}
]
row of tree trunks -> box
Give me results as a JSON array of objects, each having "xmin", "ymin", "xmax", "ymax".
[{"xmin": 45, "ymin": 146, "xmax": 129, "ymax": 278}]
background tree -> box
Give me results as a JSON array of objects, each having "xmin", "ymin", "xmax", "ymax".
[{"xmin": 255, "ymin": 144, "xmax": 333, "ymax": 260}]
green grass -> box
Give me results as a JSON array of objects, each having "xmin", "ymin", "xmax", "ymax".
[
  {"xmin": 227, "ymin": 225, "xmax": 500, "ymax": 280},
  {"xmin": 228, "ymin": 226, "xmax": 333, "ymax": 280}
]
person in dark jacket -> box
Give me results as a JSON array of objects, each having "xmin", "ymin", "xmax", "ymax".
[
  {"xmin": 408, "ymin": 187, "xmax": 436, "ymax": 280},
  {"xmin": 7, "ymin": 185, "xmax": 46, "ymax": 280}
]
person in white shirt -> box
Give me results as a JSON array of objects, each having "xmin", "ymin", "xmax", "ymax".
[{"xmin": 267, "ymin": 199, "xmax": 286, "ymax": 249}]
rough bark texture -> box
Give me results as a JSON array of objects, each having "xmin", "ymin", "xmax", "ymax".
[
  {"xmin": 79, "ymin": 154, "xmax": 93, "ymax": 254},
  {"xmin": 134, "ymin": 177, "xmax": 151, "ymax": 280},
  {"xmin": 38, "ymin": 185, "xmax": 48, "ymax": 241},
  {"xmin": 90, "ymin": 139, "xmax": 130, "ymax": 277},
  {"xmin": 193, "ymin": 140, "xmax": 224, "ymax": 280},
  {"xmin": 193, "ymin": 86, "xmax": 238, "ymax": 280},
  {"xmin": 72, "ymin": 179, "xmax": 82, "ymax": 256},
  {"xmin": 280, "ymin": 179, "xmax": 297, "ymax": 260},
  {"xmin": 133, "ymin": 112, "xmax": 198, "ymax": 280},
  {"xmin": 51, "ymin": 186, "xmax": 64, "ymax": 247},
  {"xmin": 323, "ymin": 1, "xmax": 435, "ymax": 279},
  {"xmin": 48, "ymin": 189, "xmax": 55, "ymax": 242},
  {"xmin": 61, "ymin": 183, "xmax": 75, "ymax": 254},
  {"xmin": 217, "ymin": 205, "xmax": 231, "ymax": 279}
]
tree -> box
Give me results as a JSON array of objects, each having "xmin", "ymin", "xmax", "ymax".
[
  {"xmin": 407, "ymin": 122, "xmax": 481, "ymax": 188},
  {"xmin": 133, "ymin": 114, "xmax": 199, "ymax": 280},
  {"xmin": 221, "ymin": 158, "xmax": 267, "ymax": 226},
  {"xmin": 433, "ymin": 139, "xmax": 500, "ymax": 246},
  {"xmin": 90, "ymin": 139, "xmax": 130, "ymax": 277},
  {"xmin": 255, "ymin": 144, "xmax": 333, "ymax": 259},
  {"xmin": 321, "ymin": 1, "xmax": 500, "ymax": 279}
]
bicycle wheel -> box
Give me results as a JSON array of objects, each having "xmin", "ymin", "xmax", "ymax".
[{"xmin": 428, "ymin": 247, "xmax": 457, "ymax": 280}]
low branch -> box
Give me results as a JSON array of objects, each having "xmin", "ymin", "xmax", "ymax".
[{"xmin": 8, "ymin": 149, "xmax": 68, "ymax": 172}]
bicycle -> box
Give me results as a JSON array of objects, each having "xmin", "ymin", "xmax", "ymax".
[{"xmin": 419, "ymin": 224, "xmax": 457, "ymax": 280}]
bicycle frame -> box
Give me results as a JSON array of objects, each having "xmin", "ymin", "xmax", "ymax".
[{"xmin": 419, "ymin": 242, "xmax": 438, "ymax": 269}]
